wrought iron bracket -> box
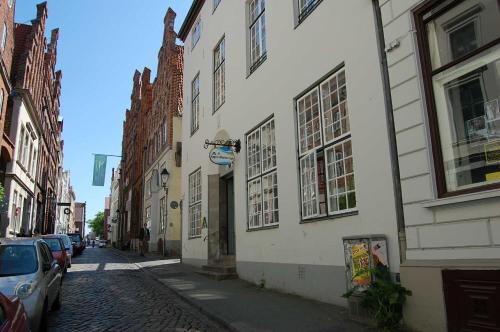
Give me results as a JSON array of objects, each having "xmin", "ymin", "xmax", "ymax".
[{"xmin": 203, "ymin": 139, "xmax": 241, "ymax": 153}]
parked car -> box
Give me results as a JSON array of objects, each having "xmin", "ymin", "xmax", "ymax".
[
  {"xmin": 0, "ymin": 292, "xmax": 30, "ymax": 332},
  {"xmin": 98, "ymin": 240, "xmax": 107, "ymax": 248},
  {"xmin": 0, "ymin": 238, "xmax": 63, "ymax": 332},
  {"xmin": 41, "ymin": 236, "xmax": 68, "ymax": 274},
  {"xmin": 55, "ymin": 234, "xmax": 72, "ymax": 268},
  {"xmin": 67, "ymin": 233, "xmax": 85, "ymax": 256}
]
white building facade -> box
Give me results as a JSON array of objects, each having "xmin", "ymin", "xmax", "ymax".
[
  {"xmin": 179, "ymin": 0, "xmax": 403, "ymax": 307},
  {"xmin": 378, "ymin": 0, "xmax": 500, "ymax": 330},
  {"xmin": 55, "ymin": 169, "xmax": 71, "ymax": 234},
  {"xmin": 110, "ymin": 168, "xmax": 120, "ymax": 246},
  {"xmin": 2, "ymin": 91, "xmax": 40, "ymax": 237}
]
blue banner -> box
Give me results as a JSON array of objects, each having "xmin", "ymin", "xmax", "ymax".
[{"xmin": 92, "ymin": 154, "xmax": 107, "ymax": 186}]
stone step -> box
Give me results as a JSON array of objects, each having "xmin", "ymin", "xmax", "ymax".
[
  {"xmin": 202, "ymin": 264, "xmax": 237, "ymax": 274},
  {"xmin": 196, "ymin": 270, "xmax": 239, "ymax": 281}
]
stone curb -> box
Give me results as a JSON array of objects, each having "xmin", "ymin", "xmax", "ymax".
[{"xmin": 110, "ymin": 248, "xmax": 240, "ymax": 332}]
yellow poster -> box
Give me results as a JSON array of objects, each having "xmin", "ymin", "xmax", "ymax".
[{"xmin": 351, "ymin": 243, "xmax": 370, "ymax": 286}]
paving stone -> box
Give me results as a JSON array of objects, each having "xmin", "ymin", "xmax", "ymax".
[{"xmin": 47, "ymin": 248, "xmax": 228, "ymax": 332}]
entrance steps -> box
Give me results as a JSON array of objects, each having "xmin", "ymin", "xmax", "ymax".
[{"xmin": 197, "ymin": 264, "xmax": 238, "ymax": 281}]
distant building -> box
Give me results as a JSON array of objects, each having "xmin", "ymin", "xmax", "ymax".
[
  {"xmin": 74, "ymin": 202, "xmax": 86, "ymax": 237},
  {"xmin": 1, "ymin": 3, "xmax": 63, "ymax": 237},
  {"xmin": 142, "ymin": 8, "xmax": 183, "ymax": 256},
  {"xmin": 110, "ymin": 167, "xmax": 120, "ymax": 245},
  {"xmin": 103, "ymin": 196, "xmax": 110, "ymax": 241},
  {"xmin": 0, "ymin": 0, "xmax": 16, "ymax": 191},
  {"xmin": 118, "ymin": 69, "xmax": 152, "ymax": 249}
]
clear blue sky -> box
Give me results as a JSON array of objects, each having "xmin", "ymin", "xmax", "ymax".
[{"xmin": 15, "ymin": 1, "xmax": 190, "ymax": 225}]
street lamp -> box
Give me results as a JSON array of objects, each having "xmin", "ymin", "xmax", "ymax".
[{"xmin": 160, "ymin": 168, "xmax": 170, "ymax": 256}]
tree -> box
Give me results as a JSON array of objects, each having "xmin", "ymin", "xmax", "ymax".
[{"xmin": 88, "ymin": 211, "xmax": 105, "ymax": 237}]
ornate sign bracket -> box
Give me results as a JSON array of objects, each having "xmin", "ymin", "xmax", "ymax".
[{"xmin": 204, "ymin": 139, "xmax": 241, "ymax": 153}]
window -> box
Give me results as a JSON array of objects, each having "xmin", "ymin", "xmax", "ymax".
[
  {"xmin": 214, "ymin": 0, "xmax": 221, "ymax": 11},
  {"xmin": 214, "ymin": 37, "xmax": 225, "ymax": 111},
  {"xmin": 192, "ymin": 19, "xmax": 201, "ymax": 49},
  {"xmin": 17, "ymin": 126, "xmax": 25, "ymax": 163},
  {"xmin": 146, "ymin": 178, "xmax": 151, "ymax": 198},
  {"xmin": 28, "ymin": 142, "xmax": 33, "ymax": 174},
  {"xmin": 32, "ymin": 150, "xmax": 37, "ymax": 175},
  {"xmin": 145, "ymin": 207, "xmax": 151, "ymax": 228},
  {"xmin": 415, "ymin": 0, "xmax": 500, "ymax": 195},
  {"xmin": 296, "ymin": 67, "xmax": 356, "ymax": 219},
  {"xmin": 8, "ymin": 0, "xmax": 12, "ymax": 8},
  {"xmin": 162, "ymin": 119, "xmax": 167, "ymax": 144},
  {"xmin": 0, "ymin": 89, "xmax": 3, "ymax": 117},
  {"xmin": 1, "ymin": 24, "xmax": 6, "ymax": 51},
  {"xmin": 11, "ymin": 190, "xmax": 17, "ymax": 231},
  {"xmin": 22, "ymin": 131, "xmax": 29, "ymax": 167},
  {"xmin": 249, "ymin": 0, "xmax": 266, "ymax": 74},
  {"xmin": 191, "ymin": 74, "xmax": 200, "ymax": 134},
  {"xmin": 246, "ymin": 118, "xmax": 279, "ymax": 229},
  {"xmin": 160, "ymin": 197, "xmax": 166, "ymax": 234},
  {"xmin": 298, "ymin": 0, "xmax": 322, "ymax": 23},
  {"xmin": 189, "ymin": 168, "xmax": 202, "ymax": 238}
]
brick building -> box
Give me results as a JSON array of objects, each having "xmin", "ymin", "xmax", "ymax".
[
  {"xmin": 0, "ymin": 0, "xmax": 16, "ymax": 179},
  {"xmin": 1, "ymin": 2, "xmax": 63, "ymax": 236},
  {"xmin": 118, "ymin": 69, "xmax": 152, "ymax": 248},
  {"xmin": 142, "ymin": 8, "xmax": 183, "ymax": 255}
]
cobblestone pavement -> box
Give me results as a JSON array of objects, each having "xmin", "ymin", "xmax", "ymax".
[{"xmin": 47, "ymin": 247, "xmax": 228, "ymax": 332}]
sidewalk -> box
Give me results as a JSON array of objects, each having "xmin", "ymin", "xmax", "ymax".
[{"xmin": 113, "ymin": 249, "xmax": 370, "ymax": 332}]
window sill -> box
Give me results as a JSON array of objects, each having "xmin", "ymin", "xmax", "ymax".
[
  {"xmin": 190, "ymin": 128, "xmax": 199, "ymax": 138},
  {"xmin": 188, "ymin": 236, "xmax": 201, "ymax": 240},
  {"xmin": 247, "ymin": 54, "xmax": 267, "ymax": 78},
  {"xmin": 213, "ymin": 102, "xmax": 225, "ymax": 114},
  {"xmin": 300, "ymin": 210, "xmax": 359, "ymax": 224},
  {"xmin": 247, "ymin": 224, "xmax": 279, "ymax": 232},
  {"xmin": 295, "ymin": 0, "xmax": 323, "ymax": 29},
  {"xmin": 421, "ymin": 188, "xmax": 500, "ymax": 208}
]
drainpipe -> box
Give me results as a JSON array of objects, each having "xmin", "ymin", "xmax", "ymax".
[{"xmin": 372, "ymin": 0, "xmax": 407, "ymax": 264}]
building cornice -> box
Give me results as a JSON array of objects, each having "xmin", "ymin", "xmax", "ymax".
[{"xmin": 178, "ymin": 0, "xmax": 205, "ymax": 42}]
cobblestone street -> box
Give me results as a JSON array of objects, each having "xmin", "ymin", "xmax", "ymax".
[{"xmin": 47, "ymin": 248, "xmax": 227, "ymax": 332}]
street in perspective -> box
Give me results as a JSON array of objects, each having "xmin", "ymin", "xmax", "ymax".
[{"xmin": 0, "ymin": 0, "xmax": 499, "ymax": 331}]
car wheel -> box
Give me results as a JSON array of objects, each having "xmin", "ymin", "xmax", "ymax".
[
  {"xmin": 39, "ymin": 300, "xmax": 48, "ymax": 332},
  {"xmin": 52, "ymin": 289, "xmax": 62, "ymax": 311}
]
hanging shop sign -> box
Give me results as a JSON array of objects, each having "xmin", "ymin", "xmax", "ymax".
[
  {"xmin": 170, "ymin": 201, "xmax": 179, "ymax": 209},
  {"xmin": 64, "ymin": 208, "xmax": 71, "ymax": 215},
  {"xmin": 204, "ymin": 139, "xmax": 241, "ymax": 166},
  {"xmin": 209, "ymin": 146, "xmax": 235, "ymax": 166}
]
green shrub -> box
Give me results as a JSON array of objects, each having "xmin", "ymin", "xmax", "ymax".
[{"xmin": 343, "ymin": 265, "xmax": 412, "ymax": 331}]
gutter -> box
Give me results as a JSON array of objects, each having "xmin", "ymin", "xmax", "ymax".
[{"xmin": 372, "ymin": 0, "xmax": 407, "ymax": 264}]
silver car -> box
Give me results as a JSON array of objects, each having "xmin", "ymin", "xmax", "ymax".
[{"xmin": 0, "ymin": 238, "xmax": 63, "ymax": 332}]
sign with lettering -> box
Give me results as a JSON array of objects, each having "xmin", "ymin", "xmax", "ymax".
[{"xmin": 209, "ymin": 146, "xmax": 235, "ymax": 166}]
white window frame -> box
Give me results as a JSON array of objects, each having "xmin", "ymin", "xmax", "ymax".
[
  {"xmin": 214, "ymin": 37, "xmax": 225, "ymax": 112},
  {"xmin": 191, "ymin": 73, "xmax": 200, "ymax": 135},
  {"xmin": 296, "ymin": 66, "xmax": 357, "ymax": 220},
  {"xmin": 189, "ymin": 168, "xmax": 202, "ymax": 238},
  {"xmin": 192, "ymin": 18, "xmax": 201, "ymax": 50},
  {"xmin": 213, "ymin": 0, "xmax": 221, "ymax": 11},
  {"xmin": 0, "ymin": 89, "xmax": 4, "ymax": 117},
  {"xmin": 1, "ymin": 23, "xmax": 6, "ymax": 51},
  {"xmin": 246, "ymin": 118, "xmax": 279, "ymax": 229},
  {"xmin": 248, "ymin": 0, "xmax": 266, "ymax": 73},
  {"xmin": 297, "ymin": 87, "xmax": 322, "ymax": 156}
]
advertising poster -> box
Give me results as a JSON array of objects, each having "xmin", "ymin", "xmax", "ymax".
[{"xmin": 351, "ymin": 243, "xmax": 370, "ymax": 286}]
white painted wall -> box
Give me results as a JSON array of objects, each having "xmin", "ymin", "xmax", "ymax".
[
  {"xmin": 181, "ymin": 0, "xmax": 401, "ymax": 303},
  {"xmin": 379, "ymin": 0, "xmax": 500, "ymax": 261},
  {"xmin": 3, "ymin": 97, "xmax": 39, "ymax": 236}
]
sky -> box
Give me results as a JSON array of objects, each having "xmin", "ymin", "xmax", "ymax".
[{"xmin": 15, "ymin": 0, "xmax": 190, "ymax": 225}]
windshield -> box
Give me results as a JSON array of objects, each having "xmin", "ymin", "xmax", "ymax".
[
  {"xmin": 62, "ymin": 236, "xmax": 71, "ymax": 248},
  {"xmin": 69, "ymin": 235, "xmax": 81, "ymax": 244},
  {"xmin": 44, "ymin": 238, "xmax": 62, "ymax": 252},
  {"xmin": 0, "ymin": 245, "xmax": 38, "ymax": 276}
]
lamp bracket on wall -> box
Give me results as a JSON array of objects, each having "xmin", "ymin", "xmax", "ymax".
[{"xmin": 203, "ymin": 139, "xmax": 241, "ymax": 153}]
